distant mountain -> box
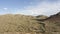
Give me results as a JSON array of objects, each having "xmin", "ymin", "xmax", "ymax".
[{"xmin": 36, "ymin": 15, "xmax": 48, "ymax": 19}]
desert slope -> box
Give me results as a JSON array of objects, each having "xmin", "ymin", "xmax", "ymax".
[
  {"xmin": 0, "ymin": 12, "xmax": 60, "ymax": 34},
  {"xmin": 0, "ymin": 14, "xmax": 46, "ymax": 34}
]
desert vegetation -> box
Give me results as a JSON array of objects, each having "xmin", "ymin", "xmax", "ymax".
[{"xmin": 0, "ymin": 12, "xmax": 60, "ymax": 34}]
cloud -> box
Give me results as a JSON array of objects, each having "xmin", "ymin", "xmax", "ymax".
[
  {"xmin": 0, "ymin": 0, "xmax": 60, "ymax": 16},
  {"xmin": 16, "ymin": 0, "xmax": 60, "ymax": 16},
  {"xmin": 3, "ymin": 8, "xmax": 8, "ymax": 10}
]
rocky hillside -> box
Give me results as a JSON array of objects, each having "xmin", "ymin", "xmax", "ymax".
[
  {"xmin": 0, "ymin": 12, "xmax": 60, "ymax": 34},
  {"xmin": 0, "ymin": 14, "xmax": 46, "ymax": 34},
  {"xmin": 41, "ymin": 12, "xmax": 60, "ymax": 34}
]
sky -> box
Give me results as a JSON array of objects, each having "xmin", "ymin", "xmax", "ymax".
[{"xmin": 0, "ymin": 0, "xmax": 60, "ymax": 16}]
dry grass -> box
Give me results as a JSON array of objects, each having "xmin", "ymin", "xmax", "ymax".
[
  {"xmin": 0, "ymin": 12, "xmax": 60, "ymax": 34},
  {"xmin": 0, "ymin": 14, "xmax": 45, "ymax": 34}
]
